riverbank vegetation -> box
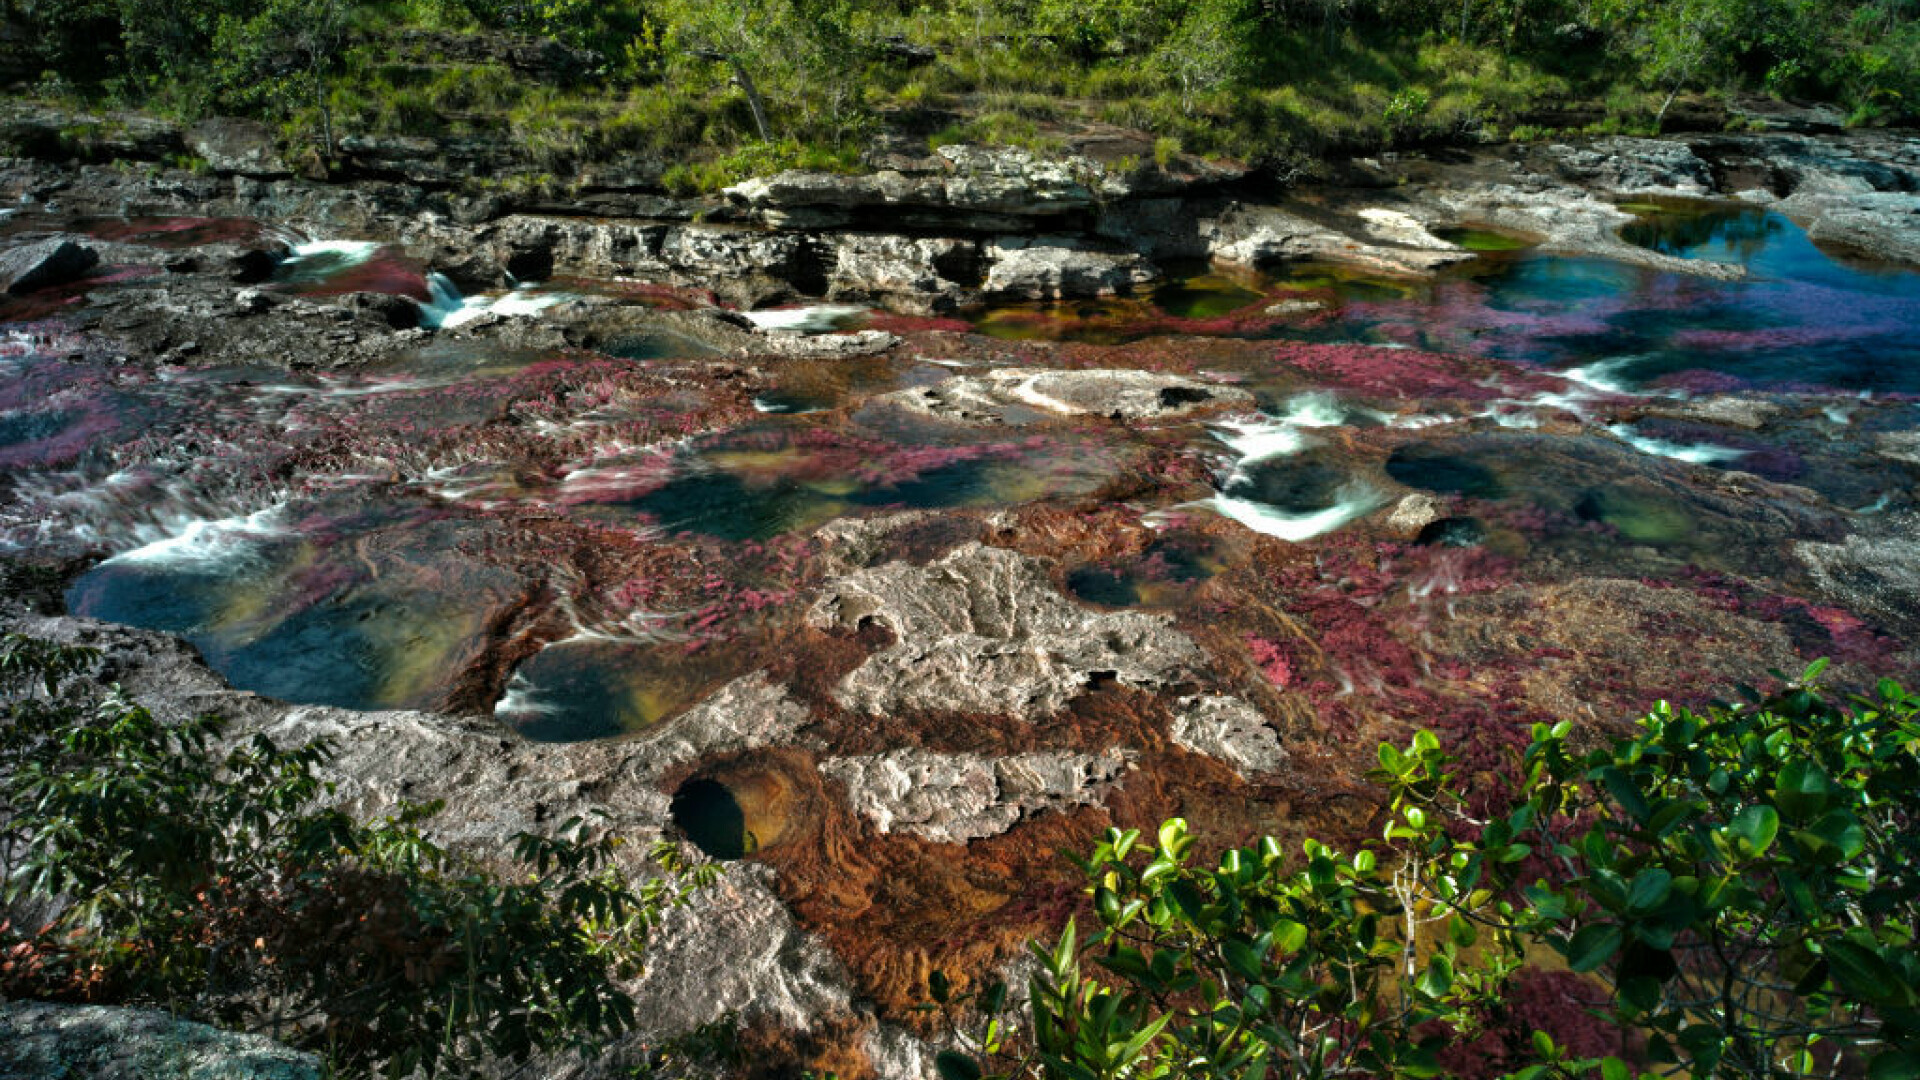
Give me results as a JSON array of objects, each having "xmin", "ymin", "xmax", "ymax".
[
  {"xmin": 0, "ymin": 633, "xmax": 717, "ymax": 1077},
  {"xmin": 933, "ymin": 663, "xmax": 1920, "ymax": 1080},
  {"xmin": 2, "ymin": 0, "xmax": 1916, "ymax": 188}
]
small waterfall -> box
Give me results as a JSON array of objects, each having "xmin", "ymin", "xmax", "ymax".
[
  {"xmin": 1605, "ymin": 424, "xmax": 1747, "ymax": 464},
  {"xmin": 740, "ymin": 304, "xmax": 867, "ymax": 334},
  {"xmin": 416, "ymin": 272, "xmax": 571, "ymax": 330},
  {"xmin": 417, "ymin": 272, "xmax": 469, "ymax": 329},
  {"xmin": 1177, "ymin": 393, "xmax": 1388, "ymax": 543}
]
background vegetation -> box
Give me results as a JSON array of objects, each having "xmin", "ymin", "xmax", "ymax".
[{"xmin": 2, "ymin": 0, "xmax": 1916, "ymax": 189}]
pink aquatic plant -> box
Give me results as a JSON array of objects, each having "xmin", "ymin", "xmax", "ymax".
[
  {"xmin": 1276, "ymin": 343, "xmax": 1509, "ymax": 402},
  {"xmin": 1247, "ymin": 635, "xmax": 1294, "ymax": 688}
]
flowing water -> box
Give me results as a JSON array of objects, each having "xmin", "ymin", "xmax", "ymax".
[{"xmin": 4, "ymin": 199, "xmax": 1917, "ymax": 744}]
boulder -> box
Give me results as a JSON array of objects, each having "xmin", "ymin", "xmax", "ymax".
[
  {"xmin": 981, "ymin": 237, "xmax": 1157, "ymax": 299},
  {"xmin": 0, "ymin": 237, "xmax": 99, "ymax": 294},
  {"xmin": 187, "ymin": 118, "xmax": 290, "ymax": 178}
]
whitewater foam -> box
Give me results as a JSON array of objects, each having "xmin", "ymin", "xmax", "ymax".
[{"xmin": 741, "ymin": 305, "xmax": 867, "ymax": 334}]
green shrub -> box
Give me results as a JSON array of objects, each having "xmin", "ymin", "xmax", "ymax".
[
  {"xmin": 0, "ymin": 634, "xmax": 714, "ymax": 1078},
  {"xmin": 933, "ymin": 663, "xmax": 1920, "ymax": 1080}
]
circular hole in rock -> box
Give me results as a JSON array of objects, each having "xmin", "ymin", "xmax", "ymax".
[
  {"xmin": 1416, "ymin": 516, "xmax": 1488, "ymax": 548},
  {"xmin": 670, "ymin": 778, "xmax": 754, "ymax": 860},
  {"xmin": 1224, "ymin": 454, "xmax": 1350, "ymax": 513},
  {"xmin": 1385, "ymin": 445, "xmax": 1506, "ymax": 499}
]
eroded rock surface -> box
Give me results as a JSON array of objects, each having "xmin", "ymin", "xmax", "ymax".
[
  {"xmin": 1541, "ymin": 137, "xmax": 1716, "ymax": 196},
  {"xmin": 0, "ymin": 1002, "xmax": 321, "ymax": 1080},
  {"xmin": 981, "ymin": 237, "xmax": 1158, "ymax": 299},
  {"xmin": 1797, "ymin": 515, "xmax": 1920, "ymax": 638},
  {"xmin": 627, "ymin": 863, "xmax": 859, "ymax": 1036},
  {"xmin": 1203, "ymin": 202, "xmax": 1472, "ymax": 276},
  {"xmin": 808, "ymin": 543, "xmax": 1202, "ymax": 721},
  {"xmin": 1, "ymin": 237, "xmax": 99, "ymax": 294},
  {"xmin": 1170, "ymin": 695, "xmax": 1288, "ymax": 778},
  {"xmin": 822, "ymin": 747, "xmax": 1134, "ymax": 842},
  {"xmin": 885, "ymin": 368, "xmax": 1252, "ymax": 425}
]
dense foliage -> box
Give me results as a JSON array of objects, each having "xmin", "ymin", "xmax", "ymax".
[
  {"xmin": 932, "ymin": 662, "xmax": 1920, "ymax": 1080},
  {"xmin": 0, "ymin": 633, "xmax": 714, "ymax": 1078},
  {"xmin": 2, "ymin": 0, "xmax": 1915, "ymax": 184}
]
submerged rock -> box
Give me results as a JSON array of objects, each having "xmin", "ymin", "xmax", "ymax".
[
  {"xmin": 808, "ymin": 542, "xmax": 1201, "ymax": 721},
  {"xmin": 886, "ymin": 367, "xmax": 1253, "ymax": 425},
  {"xmin": 0, "ymin": 1001, "xmax": 321, "ymax": 1080},
  {"xmin": 821, "ymin": 746, "xmax": 1133, "ymax": 842}
]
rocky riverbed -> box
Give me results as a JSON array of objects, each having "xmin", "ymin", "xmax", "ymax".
[{"xmin": 3, "ymin": 120, "xmax": 1919, "ymax": 1076}]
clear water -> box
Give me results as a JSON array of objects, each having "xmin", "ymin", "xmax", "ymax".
[{"xmin": 9, "ymin": 197, "xmax": 1917, "ymax": 740}]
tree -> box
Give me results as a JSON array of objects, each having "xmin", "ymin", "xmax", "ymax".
[
  {"xmin": 933, "ymin": 664, "xmax": 1920, "ymax": 1080},
  {"xmin": 211, "ymin": 0, "xmax": 351, "ymax": 155},
  {"xmin": 1597, "ymin": 0, "xmax": 1741, "ymax": 125},
  {"xmin": 0, "ymin": 633, "xmax": 715, "ymax": 1077},
  {"xmin": 1153, "ymin": 0, "xmax": 1259, "ymax": 112}
]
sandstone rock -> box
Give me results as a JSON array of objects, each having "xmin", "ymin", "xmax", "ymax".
[
  {"xmin": 884, "ymin": 367, "xmax": 1253, "ymax": 425},
  {"xmin": 1357, "ymin": 207, "xmax": 1459, "ymax": 250},
  {"xmin": 726, "ymin": 144, "xmax": 1132, "ymax": 223},
  {"xmin": 1541, "ymin": 137, "xmax": 1715, "ymax": 196},
  {"xmin": 251, "ymin": 671, "xmax": 815, "ymax": 851},
  {"xmin": 1408, "ymin": 180, "xmax": 1746, "ymax": 281},
  {"xmin": 1796, "ymin": 514, "xmax": 1920, "ymax": 637},
  {"xmin": 751, "ymin": 328, "xmax": 901, "ymax": 360},
  {"xmin": 1203, "ymin": 203, "xmax": 1470, "ymax": 276},
  {"xmin": 1264, "ymin": 298, "xmax": 1329, "ymax": 317},
  {"xmin": 1385, "ymin": 493, "xmax": 1446, "ymax": 536},
  {"xmin": 1784, "ymin": 191, "xmax": 1920, "ymax": 266},
  {"xmin": 1642, "ymin": 396, "xmax": 1781, "ymax": 431},
  {"xmin": 1170, "ymin": 695, "xmax": 1287, "ymax": 778},
  {"xmin": 1728, "ymin": 97, "xmax": 1848, "ymax": 134},
  {"xmin": 187, "ymin": 118, "xmax": 290, "ymax": 178},
  {"xmin": 981, "ymin": 237, "xmax": 1158, "ymax": 299},
  {"xmin": 826, "ymin": 232, "xmax": 980, "ymax": 311},
  {"xmin": 0, "ymin": 1001, "xmax": 321, "ymax": 1080},
  {"xmin": 1875, "ymin": 431, "xmax": 1920, "ymax": 466},
  {"xmin": 1, "ymin": 237, "xmax": 99, "ymax": 294},
  {"xmin": 0, "ymin": 105, "xmax": 184, "ymax": 162},
  {"xmin": 626, "ymin": 862, "xmax": 859, "ymax": 1036},
  {"xmin": 822, "ymin": 747, "xmax": 1132, "ymax": 843},
  {"xmin": 808, "ymin": 543, "xmax": 1201, "ymax": 721}
]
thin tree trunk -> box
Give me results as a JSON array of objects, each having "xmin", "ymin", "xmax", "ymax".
[{"xmin": 728, "ymin": 56, "xmax": 772, "ymax": 143}]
